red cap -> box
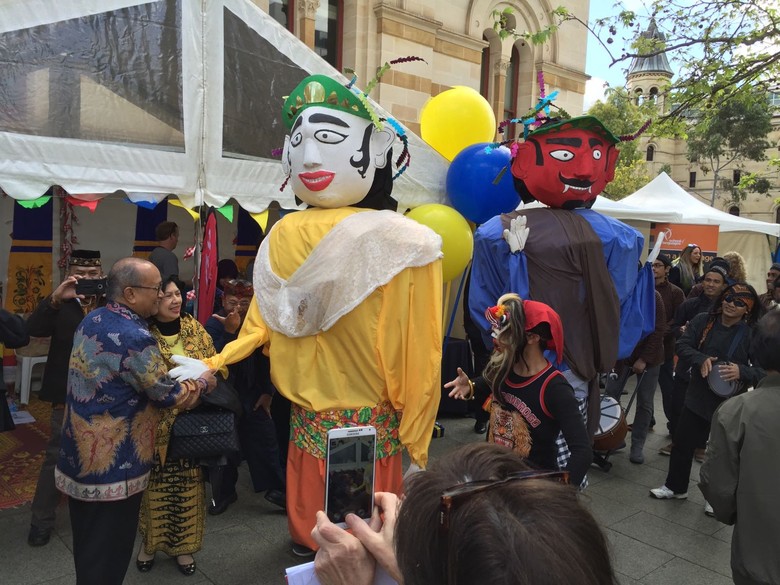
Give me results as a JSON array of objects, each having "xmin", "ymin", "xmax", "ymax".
[{"xmin": 523, "ymin": 300, "xmax": 564, "ymax": 364}]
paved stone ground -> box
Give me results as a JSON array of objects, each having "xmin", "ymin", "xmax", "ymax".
[{"xmin": 1, "ymin": 378, "xmax": 734, "ymax": 585}]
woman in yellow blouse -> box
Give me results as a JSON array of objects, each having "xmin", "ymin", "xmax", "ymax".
[{"xmin": 136, "ymin": 278, "xmax": 216, "ymax": 576}]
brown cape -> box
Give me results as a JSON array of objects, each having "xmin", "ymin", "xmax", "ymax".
[{"xmin": 501, "ymin": 208, "xmax": 620, "ymax": 436}]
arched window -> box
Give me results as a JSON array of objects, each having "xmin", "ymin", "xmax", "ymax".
[
  {"xmin": 649, "ymin": 87, "xmax": 658, "ymax": 102},
  {"xmin": 314, "ymin": 0, "xmax": 342, "ymax": 69},
  {"xmin": 269, "ymin": 0, "xmax": 294, "ymax": 31},
  {"xmin": 646, "ymin": 144, "xmax": 655, "ymax": 162},
  {"xmin": 480, "ymin": 34, "xmax": 491, "ymax": 100},
  {"xmin": 728, "ymin": 206, "xmax": 740, "ymax": 216},
  {"xmin": 634, "ymin": 88, "xmax": 643, "ymax": 105},
  {"xmin": 503, "ymin": 45, "xmax": 520, "ymax": 138},
  {"xmin": 776, "ymin": 207, "xmax": 780, "ymax": 224}
]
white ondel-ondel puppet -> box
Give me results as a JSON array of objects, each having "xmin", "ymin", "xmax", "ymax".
[{"xmin": 172, "ymin": 73, "xmax": 443, "ymax": 552}]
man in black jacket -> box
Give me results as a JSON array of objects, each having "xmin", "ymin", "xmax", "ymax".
[
  {"xmin": 26, "ymin": 250, "xmax": 106, "ymax": 547},
  {"xmin": 660, "ymin": 264, "xmax": 728, "ymax": 458},
  {"xmin": 204, "ymin": 280, "xmax": 286, "ymax": 515}
]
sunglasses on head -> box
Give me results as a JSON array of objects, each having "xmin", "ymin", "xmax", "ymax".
[
  {"xmin": 724, "ymin": 294, "xmax": 747, "ymax": 308},
  {"xmin": 438, "ymin": 469, "xmax": 569, "ymax": 583},
  {"xmin": 439, "ymin": 469, "xmax": 569, "ymax": 531}
]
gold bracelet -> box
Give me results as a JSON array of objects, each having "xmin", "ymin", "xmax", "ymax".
[{"xmin": 466, "ymin": 378, "xmax": 475, "ymax": 400}]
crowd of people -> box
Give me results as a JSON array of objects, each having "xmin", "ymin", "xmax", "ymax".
[
  {"xmin": 3, "ymin": 68, "xmax": 779, "ymax": 585},
  {"xmin": 3, "ymin": 242, "xmax": 780, "ymax": 584}
]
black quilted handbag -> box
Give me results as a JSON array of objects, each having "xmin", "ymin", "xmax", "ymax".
[{"xmin": 168, "ymin": 406, "xmax": 240, "ymax": 461}]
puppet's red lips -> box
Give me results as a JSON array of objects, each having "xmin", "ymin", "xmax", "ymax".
[{"xmin": 299, "ymin": 171, "xmax": 335, "ymax": 191}]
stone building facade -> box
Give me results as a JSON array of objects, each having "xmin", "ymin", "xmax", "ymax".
[
  {"xmin": 252, "ymin": 0, "xmax": 591, "ymax": 135},
  {"xmin": 626, "ymin": 22, "xmax": 780, "ymax": 223}
]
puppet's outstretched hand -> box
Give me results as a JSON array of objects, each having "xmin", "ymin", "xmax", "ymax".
[
  {"xmin": 503, "ymin": 216, "xmax": 529, "ymax": 253},
  {"xmin": 169, "ymin": 355, "xmax": 210, "ymax": 381}
]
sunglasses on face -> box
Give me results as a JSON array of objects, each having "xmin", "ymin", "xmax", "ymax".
[{"xmin": 724, "ymin": 294, "xmax": 747, "ymax": 308}]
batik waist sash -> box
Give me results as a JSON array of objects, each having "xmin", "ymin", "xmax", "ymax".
[{"xmin": 290, "ymin": 400, "xmax": 401, "ymax": 460}]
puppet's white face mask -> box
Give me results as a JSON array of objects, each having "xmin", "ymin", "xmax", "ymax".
[{"xmin": 282, "ymin": 106, "xmax": 395, "ymax": 208}]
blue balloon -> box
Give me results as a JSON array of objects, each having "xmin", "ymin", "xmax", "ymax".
[{"xmin": 446, "ymin": 143, "xmax": 520, "ymax": 224}]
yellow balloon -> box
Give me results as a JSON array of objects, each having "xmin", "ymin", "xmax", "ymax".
[
  {"xmin": 407, "ymin": 204, "xmax": 474, "ymax": 282},
  {"xmin": 420, "ymin": 87, "xmax": 496, "ymax": 161}
]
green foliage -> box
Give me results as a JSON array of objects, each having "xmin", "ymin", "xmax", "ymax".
[
  {"xmin": 686, "ymin": 90, "xmax": 774, "ymax": 205},
  {"xmin": 568, "ymin": 0, "xmax": 780, "ymax": 120},
  {"xmin": 491, "ymin": 7, "xmax": 570, "ymax": 44},
  {"xmin": 586, "ymin": 88, "xmax": 654, "ymax": 198},
  {"xmin": 603, "ymin": 158, "xmax": 651, "ymax": 201},
  {"xmin": 723, "ymin": 173, "xmax": 775, "ymax": 206}
]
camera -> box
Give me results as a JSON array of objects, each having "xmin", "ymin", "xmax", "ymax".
[{"xmin": 75, "ymin": 278, "xmax": 108, "ymax": 296}]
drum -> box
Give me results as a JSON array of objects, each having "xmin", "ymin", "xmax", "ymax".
[
  {"xmin": 592, "ymin": 396, "xmax": 628, "ymax": 452},
  {"xmin": 706, "ymin": 361, "xmax": 739, "ymax": 398}
]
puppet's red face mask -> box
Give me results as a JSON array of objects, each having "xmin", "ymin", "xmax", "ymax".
[{"xmin": 510, "ymin": 127, "xmax": 619, "ymax": 209}]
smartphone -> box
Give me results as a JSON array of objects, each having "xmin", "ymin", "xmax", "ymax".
[
  {"xmin": 324, "ymin": 425, "xmax": 377, "ymax": 527},
  {"xmin": 75, "ymin": 277, "xmax": 108, "ymax": 296}
]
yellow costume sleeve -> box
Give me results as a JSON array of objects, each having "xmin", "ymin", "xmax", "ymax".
[
  {"xmin": 378, "ymin": 260, "xmax": 443, "ymax": 468},
  {"xmin": 203, "ymin": 297, "xmax": 269, "ymax": 372}
]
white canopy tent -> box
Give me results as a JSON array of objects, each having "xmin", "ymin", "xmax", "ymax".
[
  {"xmin": 620, "ymin": 172, "xmax": 779, "ymax": 290},
  {"xmin": 620, "ymin": 173, "xmax": 780, "ymax": 237},
  {"xmin": 518, "ymin": 194, "xmax": 683, "ymax": 223},
  {"xmin": 591, "ymin": 195, "xmax": 683, "ymax": 224},
  {"xmin": 0, "ymin": 0, "xmax": 448, "ymax": 212}
]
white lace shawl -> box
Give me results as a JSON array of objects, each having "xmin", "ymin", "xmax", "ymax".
[{"xmin": 254, "ymin": 209, "xmax": 442, "ymax": 337}]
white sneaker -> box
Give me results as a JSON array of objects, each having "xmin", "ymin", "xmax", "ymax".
[
  {"xmin": 704, "ymin": 502, "xmax": 715, "ymax": 517},
  {"xmin": 649, "ymin": 485, "xmax": 688, "ymax": 499}
]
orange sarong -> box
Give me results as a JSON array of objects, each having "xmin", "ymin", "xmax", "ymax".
[{"xmin": 286, "ymin": 443, "xmax": 403, "ymax": 550}]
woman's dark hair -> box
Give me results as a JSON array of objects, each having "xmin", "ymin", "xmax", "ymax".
[
  {"xmin": 395, "ymin": 443, "xmax": 616, "ymax": 585},
  {"xmin": 751, "ymin": 311, "xmax": 780, "ymax": 371},
  {"xmin": 528, "ymin": 321, "xmax": 552, "ymax": 346},
  {"xmin": 482, "ymin": 294, "xmax": 527, "ymax": 402},
  {"xmin": 697, "ymin": 282, "xmax": 763, "ymax": 349},
  {"xmin": 148, "ymin": 276, "xmax": 185, "ymax": 326},
  {"xmin": 161, "ymin": 275, "xmax": 185, "ymax": 296}
]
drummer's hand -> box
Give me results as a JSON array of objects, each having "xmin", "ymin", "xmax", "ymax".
[
  {"xmin": 718, "ymin": 361, "xmax": 740, "ymax": 382},
  {"xmin": 700, "ymin": 357, "xmax": 718, "ymax": 378},
  {"xmin": 445, "ymin": 367, "xmax": 472, "ymax": 400},
  {"xmin": 631, "ymin": 358, "xmax": 646, "ymax": 375}
]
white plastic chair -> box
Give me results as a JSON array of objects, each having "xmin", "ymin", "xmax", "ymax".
[{"xmin": 14, "ymin": 351, "xmax": 48, "ymax": 405}]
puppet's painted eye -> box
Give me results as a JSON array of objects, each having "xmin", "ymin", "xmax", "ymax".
[
  {"xmin": 290, "ymin": 133, "xmax": 302, "ymax": 147},
  {"xmin": 592, "ymin": 150, "xmax": 603, "ymax": 160},
  {"xmin": 314, "ymin": 129, "xmax": 347, "ymax": 144},
  {"xmin": 549, "ymin": 150, "xmax": 574, "ymax": 161}
]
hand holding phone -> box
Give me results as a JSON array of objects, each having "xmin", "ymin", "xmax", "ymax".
[
  {"xmin": 75, "ymin": 277, "xmax": 108, "ymax": 296},
  {"xmin": 325, "ymin": 426, "xmax": 377, "ymax": 527}
]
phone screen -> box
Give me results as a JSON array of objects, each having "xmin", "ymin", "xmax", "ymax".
[{"xmin": 325, "ymin": 430, "xmax": 376, "ymax": 525}]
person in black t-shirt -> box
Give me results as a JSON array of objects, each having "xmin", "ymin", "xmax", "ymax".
[{"xmin": 445, "ymin": 294, "xmax": 591, "ymax": 487}]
